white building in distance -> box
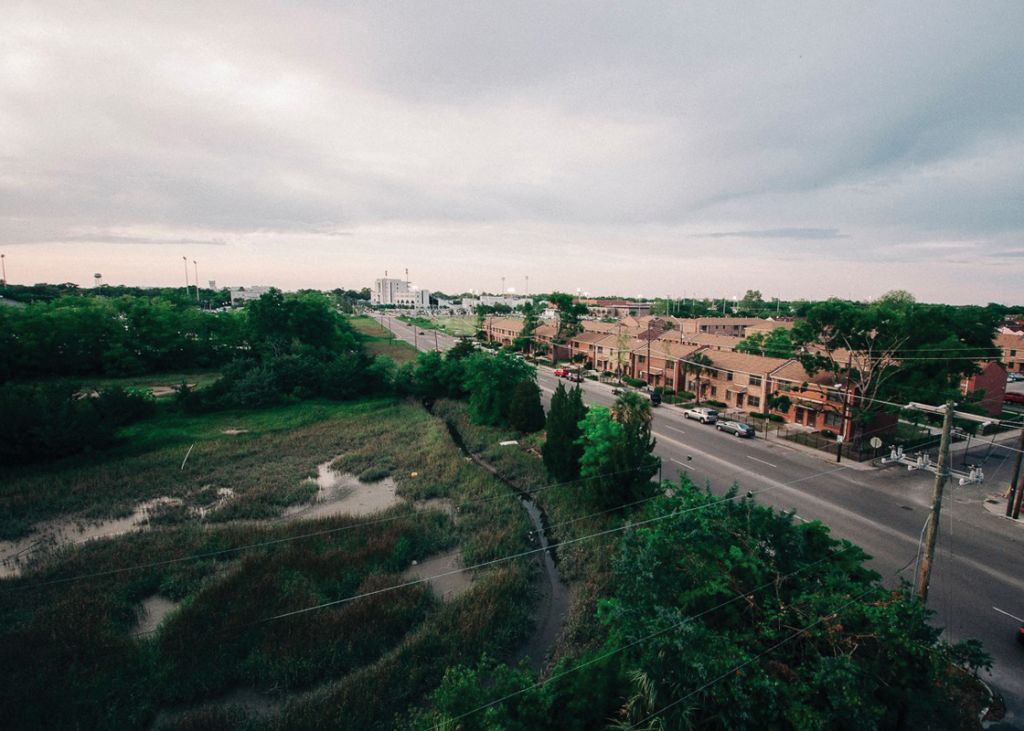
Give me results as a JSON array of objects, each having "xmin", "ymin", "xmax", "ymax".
[
  {"xmin": 372, "ymin": 278, "xmax": 431, "ymax": 307},
  {"xmin": 229, "ymin": 286, "xmax": 273, "ymax": 305}
]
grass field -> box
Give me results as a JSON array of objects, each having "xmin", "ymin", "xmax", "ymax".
[
  {"xmin": 399, "ymin": 315, "xmax": 479, "ymax": 337},
  {"xmin": 0, "ymin": 398, "xmax": 536, "ymax": 730},
  {"xmin": 350, "ymin": 315, "xmax": 420, "ymax": 364}
]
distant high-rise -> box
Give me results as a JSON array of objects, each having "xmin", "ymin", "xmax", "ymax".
[{"xmin": 372, "ymin": 277, "xmax": 430, "ymax": 307}]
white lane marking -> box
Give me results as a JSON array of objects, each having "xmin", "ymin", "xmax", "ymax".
[
  {"xmin": 670, "ymin": 458, "xmax": 692, "ymax": 470},
  {"xmin": 993, "ymin": 606, "xmax": 1024, "ymax": 623},
  {"xmin": 747, "ymin": 456, "xmax": 777, "ymax": 469},
  {"xmin": 663, "ymin": 425, "xmax": 686, "ymax": 435}
]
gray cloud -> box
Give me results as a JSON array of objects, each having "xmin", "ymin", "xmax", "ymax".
[
  {"xmin": 698, "ymin": 228, "xmax": 848, "ymax": 240},
  {"xmin": 1, "ymin": 1, "xmax": 1022, "ymax": 302}
]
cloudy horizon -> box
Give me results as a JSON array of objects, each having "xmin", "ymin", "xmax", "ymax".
[{"xmin": 2, "ymin": 1, "xmax": 1022, "ymax": 304}]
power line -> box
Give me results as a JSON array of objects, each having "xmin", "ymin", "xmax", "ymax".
[
  {"xmin": 628, "ymin": 584, "xmax": 879, "ymax": 728},
  {"xmin": 439, "ymin": 541, "xmax": 870, "ymax": 730},
  {"xmin": 132, "ymin": 462, "xmax": 852, "ymax": 638},
  {"xmin": 3, "ymin": 463, "xmax": 657, "ymax": 593}
]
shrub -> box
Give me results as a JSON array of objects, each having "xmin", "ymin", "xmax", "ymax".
[
  {"xmin": 623, "ymin": 376, "xmax": 646, "ymax": 389},
  {"xmin": 705, "ymin": 399, "xmax": 727, "ymax": 408}
]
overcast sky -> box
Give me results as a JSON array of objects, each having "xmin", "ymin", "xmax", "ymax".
[{"xmin": 2, "ymin": 1, "xmax": 1022, "ymax": 303}]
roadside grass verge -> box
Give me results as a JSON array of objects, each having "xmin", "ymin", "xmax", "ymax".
[
  {"xmin": 1, "ymin": 399, "xmax": 536, "ymax": 730},
  {"xmin": 350, "ymin": 315, "xmax": 420, "ymax": 364}
]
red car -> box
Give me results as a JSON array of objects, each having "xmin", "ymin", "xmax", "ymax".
[
  {"xmin": 1006, "ymin": 392, "xmax": 1024, "ymax": 405},
  {"xmin": 553, "ymin": 368, "xmax": 569, "ymax": 377}
]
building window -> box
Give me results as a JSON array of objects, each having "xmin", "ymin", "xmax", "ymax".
[
  {"xmin": 749, "ymin": 375, "xmax": 762, "ymax": 387},
  {"xmin": 638, "ymin": 355, "xmax": 646, "ymax": 363},
  {"xmin": 666, "ymin": 377, "xmax": 674, "ymax": 387},
  {"xmin": 710, "ymin": 386, "xmax": 717, "ymax": 396},
  {"xmin": 824, "ymin": 412, "xmax": 842, "ymax": 427},
  {"xmin": 726, "ymin": 371, "xmax": 733, "ymax": 381},
  {"xmin": 748, "ymin": 396, "xmax": 760, "ymax": 408},
  {"xmin": 665, "ymin": 360, "xmax": 675, "ymax": 369},
  {"xmin": 827, "ymin": 391, "xmax": 843, "ymax": 403}
]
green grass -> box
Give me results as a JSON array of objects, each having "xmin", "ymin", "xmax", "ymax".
[
  {"xmin": 349, "ymin": 315, "xmax": 420, "ymax": 364},
  {"xmin": 0, "ymin": 398, "xmax": 536, "ymax": 730}
]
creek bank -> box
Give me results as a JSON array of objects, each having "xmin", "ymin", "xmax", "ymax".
[{"xmin": 434, "ymin": 412, "xmax": 570, "ymax": 673}]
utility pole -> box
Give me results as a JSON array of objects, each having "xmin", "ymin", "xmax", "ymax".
[
  {"xmin": 916, "ymin": 400, "xmax": 954, "ymax": 603},
  {"xmin": 1, "ymin": 253, "xmax": 6, "ymax": 288},
  {"xmin": 836, "ymin": 351, "xmax": 854, "ymax": 463},
  {"xmin": 193, "ymin": 260, "xmax": 200, "ymax": 303},
  {"xmin": 182, "ymin": 256, "xmax": 190, "ymax": 293},
  {"xmin": 1005, "ymin": 427, "xmax": 1024, "ymax": 517}
]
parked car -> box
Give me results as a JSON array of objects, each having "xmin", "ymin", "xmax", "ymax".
[
  {"xmin": 1008, "ymin": 372, "xmax": 1024, "ymax": 383},
  {"xmin": 567, "ymin": 372, "xmax": 583, "ymax": 383},
  {"xmin": 1018, "ymin": 623, "xmax": 1024, "ymax": 646},
  {"xmin": 717, "ymin": 420, "xmax": 754, "ymax": 438},
  {"xmin": 611, "ymin": 387, "xmax": 624, "ymax": 395},
  {"xmin": 1006, "ymin": 392, "xmax": 1024, "ymax": 405},
  {"xmin": 650, "ymin": 391, "xmax": 662, "ymax": 406},
  {"xmin": 553, "ymin": 368, "xmax": 569, "ymax": 377},
  {"xmin": 682, "ymin": 407, "xmax": 719, "ymax": 424}
]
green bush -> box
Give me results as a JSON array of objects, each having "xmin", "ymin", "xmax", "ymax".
[{"xmin": 623, "ymin": 376, "xmax": 646, "ymax": 389}]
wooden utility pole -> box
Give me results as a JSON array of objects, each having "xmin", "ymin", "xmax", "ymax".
[
  {"xmin": 836, "ymin": 352, "xmax": 854, "ymax": 463},
  {"xmin": 916, "ymin": 400, "xmax": 954, "ymax": 602},
  {"xmin": 1005, "ymin": 427, "xmax": 1024, "ymax": 517}
]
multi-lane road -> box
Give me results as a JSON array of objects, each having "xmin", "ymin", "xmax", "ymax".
[{"xmin": 372, "ymin": 314, "xmax": 1024, "ymax": 725}]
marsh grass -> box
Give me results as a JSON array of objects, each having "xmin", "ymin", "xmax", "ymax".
[{"xmin": 1, "ymin": 398, "xmax": 536, "ymax": 730}]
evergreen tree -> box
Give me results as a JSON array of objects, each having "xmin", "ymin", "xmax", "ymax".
[
  {"xmin": 508, "ymin": 379, "xmax": 546, "ymax": 433},
  {"xmin": 542, "ymin": 382, "xmax": 587, "ymax": 482}
]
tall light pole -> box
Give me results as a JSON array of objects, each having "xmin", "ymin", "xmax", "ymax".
[
  {"xmin": 1, "ymin": 253, "xmax": 6, "ymax": 288},
  {"xmin": 183, "ymin": 256, "xmax": 190, "ymax": 293},
  {"xmin": 193, "ymin": 260, "xmax": 200, "ymax": 303}
]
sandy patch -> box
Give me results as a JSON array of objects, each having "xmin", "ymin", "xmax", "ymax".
[
  {"xmin": 282, "ymin": 458, "xmax": 401, "ymax": 521},
  {"xmin": 221, "ymin": 428, "xmax": 249, "ymax": 435},
  {"xmin": 402, "ymin": 549, "xmax": 472, "ymax": 602},
  {"xmin": 132, "ymin": 595, "xmax": 179, "ymax": 637}
]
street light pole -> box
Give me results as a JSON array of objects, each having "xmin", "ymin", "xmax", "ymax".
[
  {"xmin": 193, "ymin": 261, "xmax": 200, "ymax": 304},
  {"xmin": 1, "ymin": 253, "xmax": 6, "ymax": 288},
  {"xmin": 183, "ymin": 256, "xmax": 190, "ymax": 293},
  {"xmin": 915, "ymin": 400, "xmax": 954, "ymax": 603}
]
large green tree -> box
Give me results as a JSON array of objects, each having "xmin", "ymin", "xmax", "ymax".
[
  {"xmin": 577, "ymin": 392, "xmax": 660, "ymax": 508},
  {"xmin": 736, "ymin": 327, "xmax": 795, "ymax": 358},
  {"xmin": 464, "ymin": 351, "xmax": 536, "ymax": 426},
  {"xmin": 508, "ymin": 380, "xmax": 546, "ymax": 433},
  {"xmin": 542, "ymin": 382, "xmax": 588, "ymax": 482},
  {"xmin": 600, "ymin": 479, "xmax": 989, "ymax": 729},
  {"xmin": 547, "ymin": 292, "xmax": 589, "ymax": 339}
]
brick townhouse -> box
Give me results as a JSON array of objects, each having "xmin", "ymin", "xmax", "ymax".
[
  {"xmin": 959, "ymin": 360, "xmax": 1007, "ymax": 416},
  {"xmin": 768, "ymin": 360, "xmax": 857, "ymax": 440},
  {"xmin": 996, "ymin": 331, "xmax": 1024, "ymax": 374},
  {"xmin": 484, "ymin": 317, "xmax": 524, "ymax": 346},
  {"xmin": 656, "ymin": 331, "xmax": 743, "ymax": 352},
  {"xmin": 673, "ymin": 317, "xmax": 766, "ymax": 337},
  {"xmin": 683, "ymin": 350, "xmax": 791, "ymax": 413},
  {"xmin": 629, "ymin": 340, "xmax": 703, "ymax": 392}
]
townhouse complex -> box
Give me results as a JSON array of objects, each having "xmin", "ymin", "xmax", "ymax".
[{"xmin": 485, "ymin": 312, "xmax": 1016, "ymax": 437}]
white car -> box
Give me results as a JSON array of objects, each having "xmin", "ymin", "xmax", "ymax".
[{"xmin": 682, "ymin": 407, "xmax": 719, "ymax": 424}]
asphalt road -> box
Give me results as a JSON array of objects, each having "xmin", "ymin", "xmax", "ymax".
[{"xmin": 376, "ymin": 314, "xmax": 1024, "ymax": 724}]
